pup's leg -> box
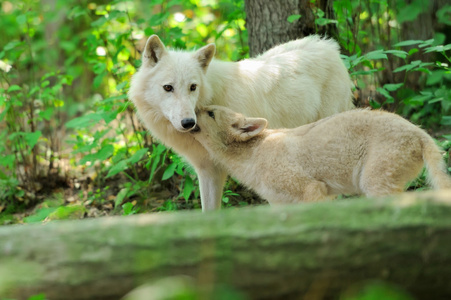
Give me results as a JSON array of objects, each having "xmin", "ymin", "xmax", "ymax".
[
  {"xmin": 300, "ymin": 180, "xmax": 329, "ymax": 202},
  {"xmin": 359, "ymin": 150, "xmax": 423, "ymax": 197}
]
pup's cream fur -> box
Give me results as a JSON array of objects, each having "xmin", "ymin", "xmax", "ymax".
[
  {"xmin": 192, "ymin": 105, "xmax": 451, "ymax": 204},
  {"xmin": 129, "ymin": 35, "xmax": 354, "ymax": 210}
]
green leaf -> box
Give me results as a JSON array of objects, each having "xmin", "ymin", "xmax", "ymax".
[
  {"xmin": 182, "ymin": 176, "xmax": 194, "ymax": 200},
  {"xmin": 437, "ymin": 5, "xmax": 451, "ymax": 25},
  {"xmin": 442, "ymin": 116, "xmax": 451, "ymax": 126},
  {"xmin": 287, "ymin": 14, "xmax": 301, "ymax": 23},
  {"xmin": 39, "ymin": 107, "xmax": 54, "ymax": 121},
  {"xmin": 94, "ymin": 145, "xmax": 115, "ymax": 161},
  {"xmin": 116, "ymin": 81, "xmax": 128, "ymax": 91},
  {"xmin": 424, "ymin": 44, "xmax": 451, "ymax": 53},
  {"xmin": 91, "ymin": 16, "xmax": 108, "ymax": 27},
  {"xmin": 27, "ymin": 292, "xmax": 47, "ymax": 300},
  {"xmin": 23, "ymin": 207, "xmax": 58, "ymax": 223},
  {"xmin": 383, "ymin": 83, "xmax": 404, "ymax": 92},
  {"xmin": 48, "ymin": 205, "xmax": 86, "ymax": 220},
  {"xmin": 315, "ymin": 18, "xmax": 338, "ymax": 26},
  {"xmin": 104, "ymin": 94, "xmax": 128, "ymax": 103},
  {"xmin": 419, "ymin": 39, "xmax": 434, "ymax": 48},
  {"xmin": 351, "ymin": 69, "xmax": 379, "ymax": 76},
  {"xmin": 24, "ymin": 131, "xmax": 42, "ymax": 149},
  {"xmin": 404, "ymin": 94, "xmax": 431, "ymax": 106},
  {"xmin": 384, "ymin": 50, "xmax": 408, "ymax": 59},
  {"xmin": 100, "ymin": 111, "xmax": 118, "ymax": 124},
  {"xmin": 69, "ymin": 6, "xmax": 87, "ymax": 19},
  {"xmin": 393, "ymin": 40, "xmax": 424, "ymax": 47},
  {"xmin": 115, "ymin": 188, "xmax": 129, "ymax": 207},
  {"xmin": 364, "ymin": 50, "xmax": 387, "ymax": 60},
  {"xmin": 0, "ymin": 169, "xmax": 7, "ymax": 180},
  {"xmin": 4, "ymin": 41, "xmax": 23, "ymax": 51},
  {"xmin": 376, "ymin": 87, "xmax": 393, "ymax": 102},
  {"xmin": 93, "ymin": 72, "xmax": 106, "ymax": 89},
  {"xmin": 397, "ymin": 3, "xmax": 423, "ymax": 24},
  {"xmin": 106, "ymin": 160, "xmax": 128, "ymax": 178},
  {"xmin": 129, "ymin": 148, "xmax": 149, "ymax": 164},
  {"xmin": 7, "ymin": 85, "xmax": 21, "ymax": 92},
  {"xmin": 162, "ymin": 162, "xmax": 176, "ymax": 180},
  {"xmin": 0, "ymin": 154, "xmax": 15, "ymax": 169},
  {"xmin": 16, "ymin": 14, "xmax": 27, "ymax": 25},
  {"xmin": 65, "ymin": 113, "xmax": 103, "ymax": 128},
  {"xmin": 122, "ymin": 202, "xmax": 139, "ymax": 215},
  {"xmin": 393, "ymin": 60, "xmax": 421, "ymax": 73}
]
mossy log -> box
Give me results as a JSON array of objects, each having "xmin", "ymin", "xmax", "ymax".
[{"xmin": 1, "ymin": 190, "xmax": 451, "ymax": 300}]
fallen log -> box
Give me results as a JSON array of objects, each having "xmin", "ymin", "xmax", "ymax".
[{"xmin": 1, "ymin": 190, "xmax": 451, "ymax": 300}]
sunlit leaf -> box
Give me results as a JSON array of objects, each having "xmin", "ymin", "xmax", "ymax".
[
  {"xmin": 24, "ymin": 131, "xmax": 42, "ymax": 149},
  {"xmin": 7, "ymin": 85, "xmax": 21, "ymax": 92},
  {"xmin": 383, "ymin": 83, "xmax": 404, "ymax": 92},
  {"xmin": 287, "ymin": 14, "xmax": 301, "ymax": 23}
]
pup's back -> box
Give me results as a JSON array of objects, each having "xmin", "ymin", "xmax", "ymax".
[{"xmin": 193, "ymin": 106, "xmax": 451, "ymax": 204}]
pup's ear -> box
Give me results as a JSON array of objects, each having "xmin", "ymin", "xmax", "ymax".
[
  {"xmin": 194, "ymin": 44, "xmax": 216, "ymax": 71},
  {"xmin": 142, "ymin": 35, "xmax": 167, "ymax": 67},
  {"xmin": 232, "ymin": 118, "xmax": 268, "ymax": 142}
]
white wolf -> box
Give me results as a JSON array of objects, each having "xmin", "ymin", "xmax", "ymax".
[
  {"xmin": 191, "ymin": 105, "xmax": 451, "ymax": 204},
  {"xmin": 129, "ymin": 35, "xmax": 354, "ymax": 211}
]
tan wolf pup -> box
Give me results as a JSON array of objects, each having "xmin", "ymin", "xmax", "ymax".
[
  {"xmin": 129, "ymin": 35, "xmax": 354, "ymax": 211},
  {"xmin": 191, "ymin": 105, "xmax": 451, "ymax": 204}
]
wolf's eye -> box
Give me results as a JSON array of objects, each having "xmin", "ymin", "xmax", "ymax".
[
  {"xmin": 163, "ymin": 85, "xmax": 174, "ymax": 92},
  {"xmin": 190, "ymin": 84, "xmax": 197, "ymax": 91},
  {"xmin": 207, "ymin": 111, "xmax": 215, "ymax": 119}
]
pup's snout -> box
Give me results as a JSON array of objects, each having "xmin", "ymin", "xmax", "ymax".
[
  {"xmin": 181, "ymin": 118, "xmax": 196, "ymax": 130},
  {"xmin": 191, "ymin": 124, "xmax": 200, "ymax": 133}
]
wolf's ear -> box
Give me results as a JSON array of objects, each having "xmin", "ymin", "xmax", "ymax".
[
  {"xmin": 232, "ymin": 118, "xmax": 268, "ymax": 142},
  {"xmin": 142, "ymin": 35, "xmax": 167, "ymax": 67},
  {"xmin": 194, "ymin": 44, "xmax": 216, "ymax": 71}
]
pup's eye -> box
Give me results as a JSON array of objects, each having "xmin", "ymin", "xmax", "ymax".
[
  {"xmin": 190, "ymin": 84, "xmax": 197, "ymax": 91},
  {"xmin": 163, "ymin": 85, "xmax": 174, "ymax": 92},
  {"xmin": 207, "ymin": 111, "xmax": 215, "ymax": 119}
]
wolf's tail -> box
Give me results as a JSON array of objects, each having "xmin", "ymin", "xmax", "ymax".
[{"xmin": 422, "ymin": 137, "xmax": 451, "ymax": 189}]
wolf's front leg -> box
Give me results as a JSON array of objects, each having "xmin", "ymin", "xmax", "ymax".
[{"xmin": 196, "ymin": 161, "xmax": 228, "ymax": 211}]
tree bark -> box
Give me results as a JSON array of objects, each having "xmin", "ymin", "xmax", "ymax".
[
  {"xmin": 244, "ymin": 0, "xmax": 336, "ymax": 56},
  {"xmin": 1, "ymin": 190, "xmax": 451, "ymax": 300}
]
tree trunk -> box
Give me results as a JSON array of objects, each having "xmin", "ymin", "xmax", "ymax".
[
  {"xmin": 1, "ymin": 190, "xmax": 451, "ymax": 300},
  {"xmin": 244, "ymin": 0, "xmax": 336, "ymax": 56}
]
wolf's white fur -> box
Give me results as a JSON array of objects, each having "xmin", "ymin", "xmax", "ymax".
[
  {"xmin": 129, "ymin": 35, "xmax": 354, "ymax": 211},
  {"xmin": 192, "ymin": 106, "xmax": 451, "ymax": 204}
]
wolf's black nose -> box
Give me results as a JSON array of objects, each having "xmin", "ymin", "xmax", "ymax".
[{"xmin": 181, "ymin": 118, "xmax": 196, "ymax": 130}]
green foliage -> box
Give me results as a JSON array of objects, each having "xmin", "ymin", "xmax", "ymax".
[
  {"xmin": 0, "ymin": 0, "xmax": 450, "ymax": 221},
  {"xmin": 0, "ymin": 0, "xmax": 247, "ymax": 218},
  {"xmin": 122, "ymin": 202, "xmax": 139, "ymax": 215}
]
